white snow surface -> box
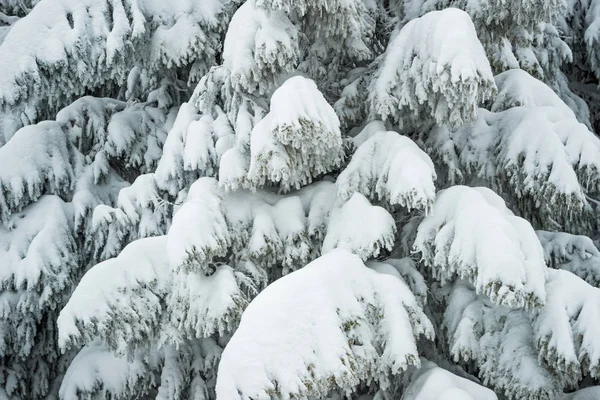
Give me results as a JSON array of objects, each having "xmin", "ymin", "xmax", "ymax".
[
  {"xmin": 401, "ymin": 360, "xmax": 497, "ymax": 400},
  {"xmin": 414, "ymin": 186, "xmax": 547, "ymax": 309},
  {"xmin": 337, "ymin": 129, "xmax": 436, "ymax": 211},
  {"xmin": 370, "ymin": 8, "xmax": 495, "ymax": 129},
  {"xmin": 216, "ymin": 249, "xmax": 434, "ymax": 399},
  {"xmin": 59, "ymin": 340, "xmax": 152, "ymax": 400},
  {"xmin": 58, "ymin": 236, "xmax": 170, "ymax": 354},
  {"xmin": 322, "ymin": 193, "xmax": 396, "ymax": 261},
  {"xmin": 0, "ymin": 0, "xmax": 230, "ymax": 109}
]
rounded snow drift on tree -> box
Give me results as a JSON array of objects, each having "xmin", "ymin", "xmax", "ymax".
[
  {"xmin": 216, "ymin": 249, "xmax": 434, "ymax": 399},
  {"xmin": 414, "ymin": 186, "xmax": 547, "ymax": 309},
  {"xmin": 370, "ymin": 8, "xmax": 496, "ymax": 130}
]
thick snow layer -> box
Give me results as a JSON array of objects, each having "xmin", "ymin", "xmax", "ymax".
[
  {"xmin": 59, "ymin": 340, "xmax": 153, "ymax": 400},
  {"xmin": 240, "ymin": 76, "xmax": 344, "ymax": 191},
  {"xmin": 337, "ymin": 129, "xmax": 436, "ymax": 211},
  {"xmin": 58, "ymin": 236, "xmax": 170, "ymax": 354},
  {"xmin": 216, "ymin": 249, "xmax": 434, "ymax": 399},
  {"xmin": 422, "ymin": 71, "xmax": 600, "ymax": 229},
  {"xmin": 443, "ymin": 281, "xmax": 558, "ymax": 399},
  {"xmin": 537, "ymin": 230, "xmax": 600, "ymax": 286},
  {"xmin": 0, "ymin": 121, "xmax": 73, "ymax": 224},
  {"xmin": 414, "ymin": 186, "xmax": 547, "ymax": 309},
  {"xmin": 322, "ymin": 193, "xmax": 396, "ymax": 260},
  {"xmin": 0, "ymin": 195, "xmax": 76, "ymax": 359},
  {"xmin": 533, "ymin": 269, "xmax": 600, "ymax": 385},
  {"xmin": 370, "ymin": 8, "xmax": 495, "ymax": 129},
  {"xmin": 401, "ymin": 360, "xmax": 497, "ymax": 400},
  {"xmin": 155, "ymin": 102, "xmax": 225, "ymax": 196},
  {"xmin": 223, "ymin": 0, "xmax": 299, "ymax": 95},
  {"xmin": 0, "ymin": 0, "xmax": 231, "ymax": 109},
  {"xmin": 167, "ymin": 177, "xmax": 339, "ymax": 275}
]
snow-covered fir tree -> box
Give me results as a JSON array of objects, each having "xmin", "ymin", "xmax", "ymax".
[{"xmin": 2, "ymin": 0, "xmax": 600, "ymax": 398}]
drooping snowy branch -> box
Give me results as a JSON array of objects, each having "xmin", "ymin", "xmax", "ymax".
[
  {"xmin": 537, "ymin": 230, "xmax": 600, "ymax": 286},
  {"xmin": 323, "ymin": 193, "xmax": 396, "ymax": 261},
  {"xmin": 337, "ymin": 127, "xmax": 436, "ymax": 211},
  {"xmin": 58, "ymin": 236, "xmax": 170, "ymax": 355},
  {"xmin": 400, "ymin": 359, "xmax": 497, "ymax": 400},
  {"xmin": 442, "ymin": 281, "xmax": 558, "ymax": 399},
  {"xmin": 0, "ymin": 0, "xmax": 235, "ymax": 112},
  {"xmin": 421, "ymin": 69, "xmax": 600, "ymax": 230},
  {"xmin": 220, "ymin": 76, "xmax": 345, "ymax": 192},
  {"xmin": 216, "ymin": 249, "xmax": 434, "ymax": 399},
  {"xmin": 0, "ymin": 122, "xmax": 74, "ymax": 225},
  {"xmin": 414, "ymin": 186, "xmax": 547, "ymax": 309},
  {"xmin": 369, "ymin": 8, "xmax": 496, "ymax": 130},
  {"xmin": 444, "ymin": 267, "xmax": 600, "ymax": 398},
  {"xmin": 0, "ymin": 196, "xmax": 77, "ymax": 360}
]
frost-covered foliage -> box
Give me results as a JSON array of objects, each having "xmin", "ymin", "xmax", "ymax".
[
  {"xmin": 537, "ymin": 230, "xmax": 600, "ymax": 288},
  {"xmin": 216, "ymin": 249, "xmax": 434, "ymax": 399},
  {"xmin": 220, "ymin": 75, "xmax": 344, "ymax": 191},
  {"xmin": 400, "ymin": 360, "xmax": 497, "ymax": 400},
  {"xmin": 338, "ymin": 124, "xmax": 436, "ymax": 211},
  {"xmin": 4, "ymin": 0, "xmax": 600, "ymax": 398},
  {"xmin": 414, "ymin": 185, "xmax": 547, "ymax": 309},
  {"xmin": 370, "ymin": 8, "xmax": 496, "ymax": 129},
  {"xmin": 420, "ymin": 69, "xmax": 600, "ymax": 230},
  {"xmin": 0, "ymin": 0, "xmax": 237, "ymax": 115},
  {"xmin": 443, "ymin": 268, "xmax": 600, "ymax": 399}
]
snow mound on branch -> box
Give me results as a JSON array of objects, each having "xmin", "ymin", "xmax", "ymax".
[
  {"xmin": 401, "ymin": 360, "xmax": 497, "ymax": 400},
  {"xmin": 0, "ymin": 195, "xmax": 77, "ymax": 359},
  {"xmin": 216, "ymin": 249, "xmax": 434, "ymax": 399},
  {"xmin": 414, "ymin": 186, "xmax": 547, "ymax": 309},
  {"xmin": 0, "ymin": 121, "xmax": 73, "ymax": 224},
  {"xmin": 492, "ymin": 69, "xmax": 576, "ymax": 117},
  {"xmin": 323, "ymin": 193, "xmax": 396, "ymax": 260},
  {"xmin": 223, "ymin": 0, "xmax": 300, "ymax": 95},
  {"xmin": 443, "ymin": 281, "xmax": 558, "ymax": 399},
  {"xmin": 219, "ymin": 75, "xmax": 344, "ymax": 192},
  {"xmin": 537, "ymin": 230, "xmax": 600, "ymax": 286},
  {"xmin": 370, "ymin": 8, "xmax": 495, "ymax": 129},
  {"xmin": 59, "ymin": 340, "xmax": 153, "ymax": 400},
  {"xmin": 58, "ymin": 236, "xmax": 170, "ymax": 354},
  {"xmin": 0, "ymin": 0, "xmax": 231, "ymax": 110},
  {"xmin": 533, "ymin": 269, "xmax": 600, "ymax": 385},
  {"xmin": 337, "ymin": 129, "xmax": 436, "ymax": 211},
  {"xmin": 444, "ymin": 270, "xmax": 600, "ymax": 398},
  {"xmin": 155, "ymin": 102, "xmax": 231, "ymax": 196}
]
